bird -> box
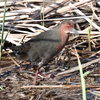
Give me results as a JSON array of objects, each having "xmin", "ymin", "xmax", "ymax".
[{"xmin": 11, "ymin": 20, "xmax": 79, "ymax": 84}]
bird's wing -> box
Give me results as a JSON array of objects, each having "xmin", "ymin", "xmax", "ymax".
[
  {"xmin": 12, "ymin": 27, "xmax": 62, "ymax": 62},
  {"xmin": 27, "ymin": 28, "xmax": 62, "ymax": 63}
]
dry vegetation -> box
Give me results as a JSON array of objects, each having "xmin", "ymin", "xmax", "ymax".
[{"xmin": 0, "ymin": 0, "xmax": 100, "ymax": 100}]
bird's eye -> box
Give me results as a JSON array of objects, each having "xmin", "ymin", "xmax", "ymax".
[{"xmin": 67, "ymin": 25, "xmax": 70, "ymax": 28}]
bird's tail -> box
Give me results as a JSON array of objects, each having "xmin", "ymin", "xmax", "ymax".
[
  {"xmin": 11, "ymin": 45, "xmax": 21, "ymax": 51},
  {"xmin": 11, "ymin": 46, "xmax": 29, "ymax": 60}
]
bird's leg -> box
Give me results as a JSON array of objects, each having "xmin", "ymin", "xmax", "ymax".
[
  {"xmin": 34, "ymin": 62, "xmax": 43, "ymax": 85},
  {"xmin": 34, "ymin": 62, "xmax": 58, "ymax": 85},
  {"xmin": 34, "ymin": 69, "xmax": 39, "ymax": 85}
]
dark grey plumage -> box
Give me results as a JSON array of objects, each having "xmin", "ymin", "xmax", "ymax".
[{"xmin": 12, "ymin": 20, "xmax": 78, "ymax": 67}]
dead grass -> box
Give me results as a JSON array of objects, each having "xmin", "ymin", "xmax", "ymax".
[{"xmin": 0, "ymin": 0, "xmax": 100, "ymax": 100}]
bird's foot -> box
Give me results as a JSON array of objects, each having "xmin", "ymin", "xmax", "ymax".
[
  {"xmin": 33, "ymin": 66, "xmax": 57, "ymax": 85},
  {"xmin": 38, "ymin": 73, "xmax": 57, "ymax": 79},
  {"xmin": 45, "ymin": 74, "xmax": 57, "ymax": 78}
]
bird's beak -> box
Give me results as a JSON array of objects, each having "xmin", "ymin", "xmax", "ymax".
[{"xmin": 71, "ymin": 28, "xmax": 79, "ymax": 35}]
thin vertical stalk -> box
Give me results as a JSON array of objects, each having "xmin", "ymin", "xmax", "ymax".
[
  {"xmin": 88, "ymin": 8, "xmax": 95, "ymax": 51},
  {"xmin": 42, "ymin": 0, "xmax": 45, "ymax": 26},
  {"xmin": 0, "ymin": 0, "xmax": 7, "ymax": 62}
]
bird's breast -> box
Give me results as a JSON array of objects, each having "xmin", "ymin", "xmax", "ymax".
[{"xmin": 56, "ymin": 30, "xmax": 69, "ymax": 54}]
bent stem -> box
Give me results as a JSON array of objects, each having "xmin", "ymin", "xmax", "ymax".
[{"xmin": 74, "ymin": 47, "xmax": 86, "ymax": 100}]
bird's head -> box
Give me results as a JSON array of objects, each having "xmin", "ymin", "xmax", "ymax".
[{"xmin": 60, "ymin": 20, "xmax": 79, "ymax": 35}]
